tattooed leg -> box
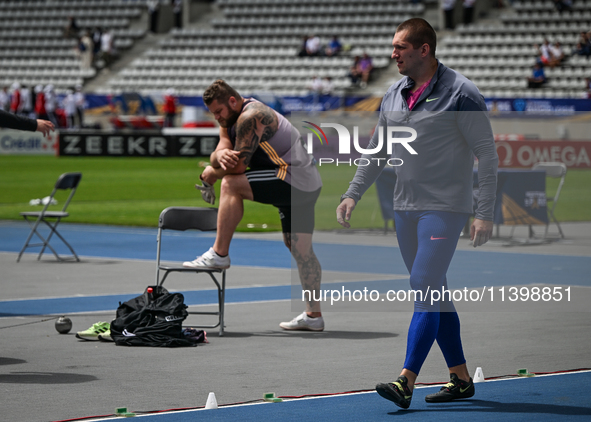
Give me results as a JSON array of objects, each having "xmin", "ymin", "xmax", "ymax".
[
  {"xmin": 213, "ymin": 173, "xmax": 253, "ymax": 256},
  {"xmin": 288, "ymin": 233, "xmax": 322, "ymax": 315}
]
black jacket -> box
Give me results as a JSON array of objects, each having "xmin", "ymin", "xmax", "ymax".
[{"xmin": 0, "ymin": 109, "xmax": 37, "ymax": 132}]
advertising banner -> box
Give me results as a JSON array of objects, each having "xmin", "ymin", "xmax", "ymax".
[
  {"xmin": 0, "ymin": 129, "xmax": 57, "ymax": 155},
  {"xmin": 496, "ymin": 140, "xmax": 591, "ymax": 168},
  {"xmin": 58, "ymin": 129, "xmax": 219, "ymax": 157}
]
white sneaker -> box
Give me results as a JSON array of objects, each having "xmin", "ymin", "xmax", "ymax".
[
  {"xmin": 183, "ymin": 247, "xmax": 230, "ymax": 269},
  {"xmin": 279, "ymin": 312, "xmax": 324, "ymax": 331},
  {"xmin": 195, "ymin": 179, "xmax": 215, "ymax": 205}
]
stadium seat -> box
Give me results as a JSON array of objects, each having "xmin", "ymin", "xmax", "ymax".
[
  {"xmin": 17, "ymin": 172, "xmax": 82, "ymax": 263},
  {"xmin": 155, "ymin": 207, "xmax": 226, "ymax": 336}
]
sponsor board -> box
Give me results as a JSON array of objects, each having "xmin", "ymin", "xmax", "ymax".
[
  {"xmin": 496, "ymin": 140, "xmax": 591, "ymax": 168},
  {"xmin": 58, "ymin": 129, "xmax": 219, "ymax": 157},
  {"xmin": 486, "ymin": 98, "xmax": 591, "ymax": 116},
  {"xmin": 0, "ymin": 129, "xmax": 57, "ymax": 155}
]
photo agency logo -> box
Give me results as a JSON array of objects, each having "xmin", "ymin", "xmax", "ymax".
[{"xmin": 302, "ymin": 122, "xmax": 418, "ymax": 167}]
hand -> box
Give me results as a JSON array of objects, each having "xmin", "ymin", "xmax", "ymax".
[
  {"xmin": 336, "ymin": 197, "xmax": 356, "ymax": 228},
  {"xmin": 200, "ymin": 166, "xmax": 217, "ymax": 186},
  {"xmin": 216, "ymin": 148, "xmax": 240, "ymax": 170},
  {"xmin": 470, "ymin": 218, "xmax": 493, "ymax": 248},
  {"xmin": 195, "ymin": 177, "xmax": 215, "ymax": 205},
  {"xmin": 35, "ymin": 119, "xmax": 55, "ymax": 138}
]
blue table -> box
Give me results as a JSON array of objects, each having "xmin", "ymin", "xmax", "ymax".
[
  {"xmin": 375, "ymin": 168, "xmax": 548, "ymax": 229},
  {"xmin": 474, "ymin": 169, "xmax": 548, "ymax": 226}
]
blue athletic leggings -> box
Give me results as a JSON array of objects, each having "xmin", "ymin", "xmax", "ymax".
[{"xmin": 394, "ymin": 210, "xmax": 470, "ymax": 375}]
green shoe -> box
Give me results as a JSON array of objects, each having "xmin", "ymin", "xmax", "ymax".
[
  {"xmin": 76, "ymin": 322, "xmax": 110, "ymax": 341},
  {"xmin": 98, "ymin": 330, "xmax": 114, "ymax": 342}
]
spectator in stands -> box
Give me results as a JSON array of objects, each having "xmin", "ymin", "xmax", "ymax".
[
  {"xmin": 307, "ymin": 75, "xmax": 323, "ymax": 94},
  {"xmin": 463, "ymin": 0, "xmax": 476, "ymax": 25},
  {"xmin": 64, "ymin": 16, "xmax": 79, "ymax": 39},
  {"xmin": 163, "ymin": 88, "xmax": 177, "ymax": 127},
  {"xmin": 148, "ymin": 0, "xmax": 160, "ymax": 33},
  {"xmin": 10, "ymin": 82, "xmax": 21, "ymax": 114},
  {"xmin": 527, "ymin": 63, "xmax": 547, "ymax": 88},
  {"xmin": 100, "ymin": 28, "xmax": 115, "ymax": 70},
  {"xmin": 553, "ymin": 0, "xmax": 572, "ymax": 14},
  {"xmin": 0, "ymin": 86, "xmax": 9, "ymax": 112},
  {"xmin": 574, "ymin": 31, "xmax": 591, "ymax": 57},
  {"xmin": 307, "ymin": 75, "xmax": 323, "ymax": 110},
  {"xmin": 325, "ymin": 35, "xmax": 343, "ymax": 57},
  {"xmin": 348, "ymin": 56, "xmax": 362, "ymax": 85},
  {"xmin": 297, "ymin": 35, "xmax": 309, "ymax": 57},
  {"xmin": 305, "ymin": 34, "xmax": 321, "ymax": 56},
  {"xmin": 79, "ymin": 31, "xmax": 94, "ymax": 70},
  {"xmin": 536, "ymin": 39, "xmax": 552, "ymax": 66},
  {"xmin": 549, "ymin": 41, "xmax": 565, "ymax": 67},
  {"xmin": 74, "ymin": 85, "xmax": 85, "ymax": 128},
  {"xmin": 92, "ymin": 27, "xmax": 103, "ymax": 60},
  {"xmin": 172, "ymin": 0, "xmax": 183, "ymax": 29},
  {"xmin": 358, "ymin": 52, "xmax": 374, "ymax": 89},
  {"xmin": 18, "ymin": 84, "xmax": 33, "ymax": 118},
  {"xmin": 442, "ymin": 0, "xmax": 456, "ymax": 30},
  {"xmin": 34, "ymin": 85, "xmax": 47, "ymax": 120},
  {"xmin": 586, "ymin": 77, "xmax": 591, "ymax": 98},
  {"xmin": 322, "ymin": 77, "xmax": 334, "ymax": 95},
  {"xmin": 63, "ymin": 88, "xmax": 77, "ymax": 129},
  {"xmin": 44, "ymin": 85, "xmax": 58, "ymax": 127}
]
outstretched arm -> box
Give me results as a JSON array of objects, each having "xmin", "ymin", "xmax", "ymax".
[{"xmin": 0, "ymin": 109, "xmax": 37, "ymax": 132}]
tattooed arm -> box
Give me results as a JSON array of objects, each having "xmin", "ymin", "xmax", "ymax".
[
  {"xmin": 232, "ymin": 102, "xmax": 278, "ymax": 172},
  {"xmin": 201, "ymin": 102, "xmax": 278, "ymax": 184}
]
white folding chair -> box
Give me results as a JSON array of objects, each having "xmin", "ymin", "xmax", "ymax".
[
  {"xmin": 155, "ymin": 207, "xmax": 226, "ymax": 336},
  {"xmin": 17, "ymin": 172, "xmax": 82, "ymax": 262},
  {"xmin": 532, "ymin": 162, "xmax": 567, "ymax": 238}
]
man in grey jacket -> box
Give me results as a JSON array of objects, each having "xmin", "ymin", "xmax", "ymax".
[{"xmin": 336, "ymin": 18, "xmax": 498, "ymax": 409}]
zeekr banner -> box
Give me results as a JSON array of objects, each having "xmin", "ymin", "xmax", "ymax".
[{"xmin": 58, "ymin": 129, "xmax": 219, "ymax": 157}]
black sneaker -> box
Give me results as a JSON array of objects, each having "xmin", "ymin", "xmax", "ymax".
[
  {"xmin": 425, "ymin": 373, "xmax": 475, "ymax": 403},
  {"xmin": 376, "ymin": 375, "xmax": 413, "ymax": 409}
]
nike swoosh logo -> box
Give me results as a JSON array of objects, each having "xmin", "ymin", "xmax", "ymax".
[
  {"xmin": 430, "ymin": 236, "xmax": 447, "ymax": 240},
  {"xmin": 425, "ymin": 98, "xmax": 439, "ymax": 102},
  {"xmin": 460, "ymin": 386, "xmax": 471, "ymax": 393}
]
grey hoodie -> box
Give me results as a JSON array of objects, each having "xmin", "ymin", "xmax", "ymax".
[{"xmin": 344, "ymin": 61, "xmax": 498, "ymax": 221}]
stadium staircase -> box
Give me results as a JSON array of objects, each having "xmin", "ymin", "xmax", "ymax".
[
  {"xmin": 436, "ymin": 0, "xmax": 591, "ymax": 98},
  {"xmin": 0, "ymin": 0, "xmax": 147, "ymax": 93},
  {"xmin": 102, "ymin": 0, "xmax": 428, "ymax": 97}
]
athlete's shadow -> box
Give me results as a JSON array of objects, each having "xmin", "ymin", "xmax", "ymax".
[
  {"xmin": 223, "ymin": 330, "xmax": 398, "ymax": 340},
  {"xmin": 388, "ymin": 399, "xmax": 591, "ymax": 416}
]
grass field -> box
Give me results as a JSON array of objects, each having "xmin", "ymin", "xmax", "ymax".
[{"xmin": 1, "ymin": 155, "xmax": 590, "ymax": 230}]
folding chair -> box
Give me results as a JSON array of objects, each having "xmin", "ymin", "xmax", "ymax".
[
  {"xmin": 532, "ymin": 162, "xmax": 567, "ymax": 238},
  {"xmin": 155, "ymin": 207, "xmax": 226, "ymax": 336},
  {"xmin": 17, "ymin": 172, "xmax": 82, "ymax": 262}
]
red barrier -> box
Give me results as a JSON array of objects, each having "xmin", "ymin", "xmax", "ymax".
[{"xmin": 495, "ymin": 140, "xmax": 591, "ymax": 168}]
